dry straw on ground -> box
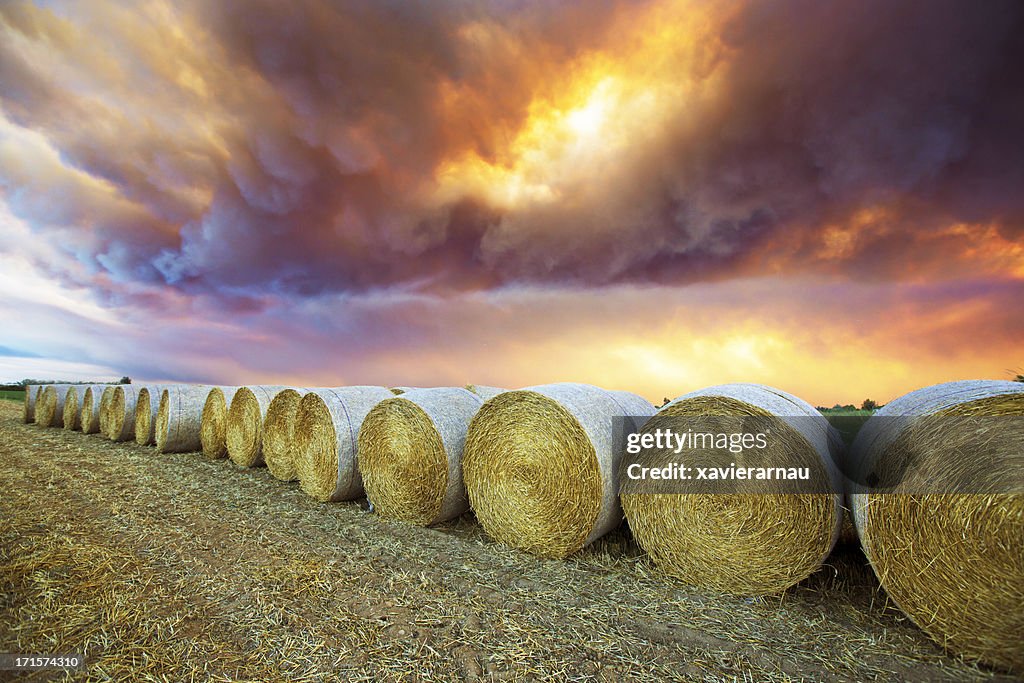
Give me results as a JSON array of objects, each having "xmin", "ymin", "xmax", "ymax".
[
  {"xmin": 34, "ymin": 384, "xmax": 72, "ymax": 428},
  {"xmin": 104, "ymin": 385, "xmax": 145, "ymax": 442},
  {"xmin": 200, "ymin": 387, "xmax": 240, "ymax": 459},
  {"xmin": 155, "ymin": 385, "xmax": 212, "ymax": 453},
  {"xmin": 293, "ymin": 386, "xmax": 394, "ymax": 502},
  {"xmin": 134, "ymin": 385, "xmax": 169, "ymax": 446},
  {"xmin": 22, "ymin": 384, "xmax": 40, "ymax": 423},
  {"xmin": 263, "ymin": 388, "xmax": 314, "ymax": 481},
  {"xmin": 226, "ymin": 386, "xmax": 292, "ymax": 467},
  {"xmin": 849, "ymin": 379, "xmax": 1024, "ymax": 672},
  {"xmin": 359, "ymin": 388, "xmax": 486, "ymax": 525},
  {"xmin": 463, "ymin": 383, "xmax": 656, "ymax": 559},
  {"xmin": 621, "ymin": 383, "xmax": 844, "ymax": 596}
]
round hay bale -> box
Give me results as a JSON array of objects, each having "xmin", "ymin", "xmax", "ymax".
[
  {"xmin": 606, "ymin": 389, "xmax": 661, "ymax": 431},
  {"xmin": 359, "ymin": 388, "xmax": 484, "ymax": 525},
  {"xmin": 134, "ymin": 385, "xmax": 170, "ymax": 446},
  {"xmin": 80, "ymin": 386, "xmax": 103, "ymax": 434},
  {"xmin": 23, "ymin": 384, "xmax": 40, "ymax": 423},
  {"xmin": 105, "ymin": 385, "xmax": 142, "ymax": 441},
  {"xmin": 226, "ymin": 385, "xmax": 292, "ymax": 467},
  {"xmin": 849, "ymin": 380, "xmax": 1024, "ymax": 671},
  {"xmin": 34, "ymin": 384, "xmax": 72, "ymax": 428},
  {"xmin": 96, "ymin": 386, "xmax": 116, "ymax": 437},
  {"xmin": 263, "ymin": 387, "xmax": 316, "ymax": 481},
  {"xmin": 293, "ymin": 386, "xmax": 394, "ymax": 502},
  {"xmin": 155, "ymin": 385, "xmax": 213, "ymax": 453},
  {"xmin": 389, "ymin": 387, "xmax": 420, "ymax": 395},
  {"xmin": 621, "ymin": 383, "xmax": 843, "ymax": 595},
  {"xmin": 463, "ymin": 383, "xmax": 656, "ymax": 558},
  {"xmin": 63, "ymin": 386, "xmax": 85, "ymax": 430},
  {"xmin": 200, "ymin": 387, "xmax": 240, "ymax": 459},
  {"xmin": 465, "ymin": 385, "xmax": 508, "ymax": 401}
]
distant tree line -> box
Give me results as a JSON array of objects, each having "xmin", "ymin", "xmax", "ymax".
[{"xmin": 0, "ymin": 377, "xmax": 131, "ymax": 391}]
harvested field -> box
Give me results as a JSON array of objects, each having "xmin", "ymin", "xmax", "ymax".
[{"xmin": 0, "ymin": 401, "xmax": 1015, "ymax": 682}]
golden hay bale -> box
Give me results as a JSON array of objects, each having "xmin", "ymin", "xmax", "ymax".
[
  {"xmin": 359, "ymin": 388, "xmax": 486, "ymax": 525},
  {"xmin": 621, "ymin": 383, "xmax": 843, "ymax": 595},
  {"xmin": 80, "ymin": 386, "xmax": 104, "ymax": 434},
  {"xmin": 96, "ymin": 386, "xmax": 116, "ymax": 437},
  {"xmin": 465, "ymin": 384, "xmax": 508, "ymax": 401},
  {"xmin": 293, "ymin": 386, "xmax": 394, "ymax": 502},
  {"xmin": 463, "ymin": 383, "xmax": 656, "ymax": 558},
  {"xmin": 200, "ymin": 387, "xmax": 240, "ymax": 459},
  {"xmin": 849, "ymin": 380, "xmax": 1024, "ymax": 671},
  {"xmin": 389, "ymin": 386, "xmax": 420, "ymax": 395},
  {"xmin": 134, "ymin": 385, "xmax": 170, "ymax": 446},
  {"xmin": 67, "ymin": 385, "xmax": 109, "ymax": 431},
  {"xmin": 226, "ymin": 385, "xmax": 292, "ymax": 467},
  {"xmin": 23, "ymin": 384, "xmax": 40, "ymax": 423},
  {"xmin": 63, "ymin": 386, "xmax": 86, "ymax": 430},
  {"xmin": 104, "ymin": 385, "xmax": 142, "ymax": 441},
  {"xmin": 34, "ymin": 384, "xmax": 73, "ymax": 428},
  {"xmin": 263, "ymin": 387, "xmax": 317, "ymax": 481},
  {"xmin": 155, "ymin": 385, "xmax": 213, "ymax": 453}
]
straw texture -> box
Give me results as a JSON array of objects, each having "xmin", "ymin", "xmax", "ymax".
[
  {"xmin": 80, "ymin": 386, "xmax": 104, "ymax": 434},
  {"xmin": 63, "ymin": 386, "xmax": 87, "ymax": 430},
  {"xmin": 23, "ymin": 384, "xmax": 40, "ymax": 423},
  {"xmin": 134, "ymin": 385, "xmax": 169, "ymax": 446},
  {"xmin": 621, "ymin": 383, "xmax": 844, "ymax": 595},
  {"xmin": 70, "ymin": 385, "xmax": 110, "ymax": 432},
  {"xmin": 293, "ymin": 386, "xmax": 394, "ymax": 502},
  {"xmin": 263, "ymin": 388, "xmax": 314, "ymax": 481},
  {"xmin": 34, "ymin": 384, "xmax": 72, "ymax": 428},
  {"xmin": 156, "ymin": 385, "xmax": 213, "ymax": 453},
  {"xmin": 848, "ymin": 380, "xmax": 1024, "ymax": 671},
  {"xmin": 359, "ymin": 388, "xmax": 484, "ymax": 525},
  {"xmin": 96, "ymin": 386, "xmax": 115, "ymax": 437},
  {"xmin": 463, "ymin": 383, "xmax": 656, "ymax": 559},
  {"xmin": 200, "ymin": 387, "xmax": 240, "ymax": 459},
  {"xmin": 226, "ymin": 386, "xmax": 292, "ymax": 467},
  {"xmin": 104, "ymin": 385, "xmax": 142, "ymax": 442}
]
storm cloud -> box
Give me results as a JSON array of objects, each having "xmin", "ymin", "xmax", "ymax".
[{"xmin": 1, "ymin": 0, "xmax": 1022, "ymax": 401}]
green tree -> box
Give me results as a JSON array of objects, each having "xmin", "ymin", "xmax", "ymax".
[
  {"xmin": 119, "ymin": 376, "xmax": 132, "ymax": 384},
  {"xmin": 861, "ymin": 398, "xmax": 878, "ymax": 411}
]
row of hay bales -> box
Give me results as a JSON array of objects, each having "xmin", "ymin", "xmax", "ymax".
[{"xmin": 21, "ymin": 379, "xmax": 1023, "ymax": 671}]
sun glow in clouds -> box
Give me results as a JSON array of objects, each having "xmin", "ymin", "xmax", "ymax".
[{"xmin": 432, "ymin": 2, "xmax": 725, "ymax": 211}]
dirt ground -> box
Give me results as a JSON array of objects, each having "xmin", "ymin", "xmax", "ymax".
[{"xmin": 0, "ymin": 400, "xmax": 1016, "ymax": 682}]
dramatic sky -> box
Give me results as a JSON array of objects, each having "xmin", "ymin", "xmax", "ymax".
[{"xmin": 1, "ymin": 0, "xmax": 1022, "ymax": 405}]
